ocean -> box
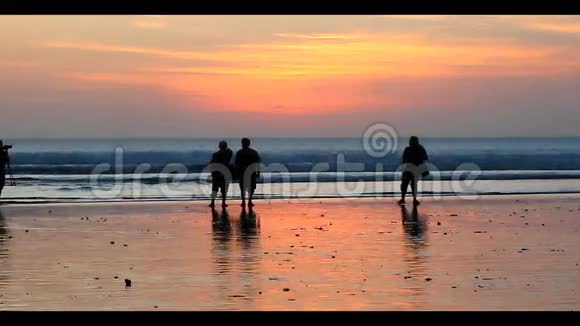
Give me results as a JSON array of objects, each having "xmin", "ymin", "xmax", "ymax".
[{"xmin": 2, "ymin": 137, "xmax": 580, "ymax": 203}]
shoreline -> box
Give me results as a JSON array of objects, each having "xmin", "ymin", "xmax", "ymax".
[{"xmin": 2, "ymin": 191, "xmax": 580, "ymax": 206}]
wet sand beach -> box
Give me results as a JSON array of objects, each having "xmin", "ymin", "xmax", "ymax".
[{"xmin": 1, "ymin": 195, "xmax": 580, "ymax": 310}]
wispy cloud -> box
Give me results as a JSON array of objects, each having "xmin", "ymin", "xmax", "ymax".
[
  {"xmin": 274, "ymin": 33, "xmax": 369, "ymax": 40},
  {"xmin": 524, "ymin": 22, "xmax": 580, "ymax": 34},
  {"xmin": 40, "ymin": 42, "xmax": 209, "ymax": 60},
  {"xmin": 132, "ymin": 20, "xmax": 167, "ymax": 30},
  {"xmin": 41, "ymin": 31, "xmax": 568, "ymax": 81},
  {"xmin": 379, "ymin": 15, "xmax": 450, "ymax": 21}
]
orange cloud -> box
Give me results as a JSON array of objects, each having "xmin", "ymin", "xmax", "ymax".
[
  {"xmin": 524, "ymin": 22, "xmax": 580, "ymax": 34},
  {"xmin": 132, "ymin": 20, "xmax": 167, "ymax": 30},
  {"xmin": 44, "ymin": 29, "xmax": 580, "ymax": 114},
  {"xmin": 274, "ymin": 33, "xmax": 370, "ymax": 40}
]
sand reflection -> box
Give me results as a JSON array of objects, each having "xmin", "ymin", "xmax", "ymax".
[{"xmin": 210, "ymin": 207, "xmax": 261, "ymax": 308}]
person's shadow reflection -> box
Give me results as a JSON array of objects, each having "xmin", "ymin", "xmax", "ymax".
[
  {"xmin": 210, "ymin": 206, "xmax": 261, "ymax": 307},
  {"xmin": 239, "ymin": 206, "xmax": 259, "ymax": 245},
  {"xmin": 401, "ymin": 205, "xmax": 427, "ymax": 240},
  {"xmin": 399, "ymin": 205, "xmax": 429, "ymax": 307},
  {"xmin": 0, "ymin": 209, "xmax": 9, "ymax": 293}
]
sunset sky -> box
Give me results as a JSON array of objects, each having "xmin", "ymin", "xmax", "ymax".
[{"xmin": 1, "ymin": 15, "xmax": 580, "ymax": 138}]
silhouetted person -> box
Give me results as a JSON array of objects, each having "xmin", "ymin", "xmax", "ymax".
[
  {"xmin": 234, "ymin": 138, "xmax": 261, "ymax": 207},
  {"xmin": 208, "ymin": 140, "xmax": 233, "ymax": 208},
  {"xmin": 0, "ymin": 140, "xmax": 12, "ymax": 201},
  {"xmin": 398, "ymin": 136, "xmax": 429, "ymax": 206}
]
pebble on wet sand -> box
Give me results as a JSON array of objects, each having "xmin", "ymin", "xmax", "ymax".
[
  {"xmin": 425, "ymin": 278, "xmax": 432, "ymax": 281},
  {"xmin": 283, "ymin": 288, "xmax": 290, "ymax": 292},
  {"xmin": 125, "ymin": 279, "xmax": 132, "ymax": 287},
  {"xmin": 110, "ymin": 241, "xmax": 115, "ymax": 245},
  {"xmin": 437, "ymin": 222, "xmax": 441, "ymax": 226}
]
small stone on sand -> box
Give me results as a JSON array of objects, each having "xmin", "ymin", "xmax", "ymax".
[
  {"xmin": 425, "ymin": 278, "xmax": 432, "ymax": 281},
  {"xmin": 125, "ymin": 279, "xmax": 132, "ymax": 287},
  {"xmin": 283, "ymin": 288, "xmax": 290, "ymax": 292},
  {"xmin": 110, "ymin": 241, "xmax": 115, "ymax": 244}
]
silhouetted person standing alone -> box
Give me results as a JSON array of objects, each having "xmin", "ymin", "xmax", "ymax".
[
  {"xmin": 208, "ymin": 140, "xmax": 233, "ymax": 208},
  {"xmin": 235, "ymin": 138, "xmax": 261, "ymax": 207},
  {"xmin": 0, "ymin": 140, "xmax": 12, "ymax": 200},
  {"xmin": 398, "ymin": 136, "xmax": 429, "ymax": 206}
]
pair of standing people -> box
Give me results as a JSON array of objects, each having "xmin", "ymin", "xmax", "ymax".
[{"xmin": 208, "ymin": 138, "xmax": 261, "ymax": 208}]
